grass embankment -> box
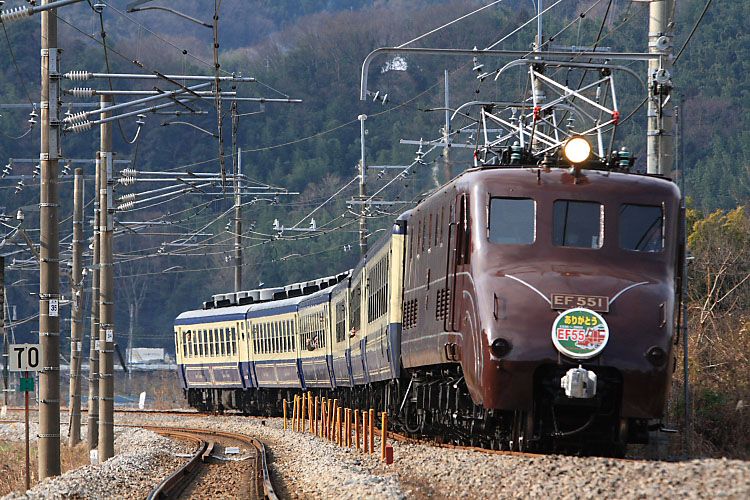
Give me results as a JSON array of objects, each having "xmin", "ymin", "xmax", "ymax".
[{"xmin": 0, "ymin": 440, "xmax": 89, "ymax": 496}]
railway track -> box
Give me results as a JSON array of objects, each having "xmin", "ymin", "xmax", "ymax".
[
  {"xmin": 139, "ymin": 424, "xmax": 277, "ymax": 500},
  {"xmin": 146, "ymin": 428, "xmax": 210, "ymax": 500}
]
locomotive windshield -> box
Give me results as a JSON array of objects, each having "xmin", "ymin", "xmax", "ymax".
[
  {"xmin": 488, "ymin": 197, "xmax": 536, "ymax": 245},
  {"xmin": 619, "ymin": 204, "xmax": 664, "ymax": 252},
  {"xmin": 553, "ymin": 200, "xmax": 603, "ymax": 249}
]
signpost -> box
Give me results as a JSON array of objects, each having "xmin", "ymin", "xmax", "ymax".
[{"xmin": 10, "ymin": 344, "xmax": 44, "ymax": 490}]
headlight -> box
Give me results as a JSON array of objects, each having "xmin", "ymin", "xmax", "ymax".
[{"xmin": 563, "ymin": 136, "xmax": 592, "ymax": 164}]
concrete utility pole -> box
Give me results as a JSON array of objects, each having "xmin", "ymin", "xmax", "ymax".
[
  {"xmin": 1, "ymin": 256, "xmax": 6, "ymax": 409},
  {"xmin": 128, "ymin": 303, "xmax": 133, "ymax": 380},
  {"xmin": 87, "ymin": 154, "xmax": 101, "ymax": 452},
  {"xmin": 358, "ymin": 114, "xmax": 368, "ymax": 258},
  {"xmin": 98, "ymin": 95, "xmax": 114, "ymax": 461},
  {"xmin": 647, "ymin": 0, "xmax": 674, "ymax": 175},
  {"xmin": 39, "ymin": 0, "xmax": 62, "ymax": 479},
  {"xmin": 232, "ymin": 104, "xmax": 242, "ymax": 292},
  {"xmin": 68, "ymin": 168, "xmax": 84, "ymax": 446}
]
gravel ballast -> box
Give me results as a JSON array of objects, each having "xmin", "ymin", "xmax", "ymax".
[
  {"xmin": 1, "ymin": 412, "xmax": 749, "ymax": 499},
  {"xmin": 0, "ymin": 425, "xmax": 194, "ymax": 500}
]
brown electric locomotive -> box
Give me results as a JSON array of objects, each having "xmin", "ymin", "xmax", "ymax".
[{"xmin": 399, "ymin": 153, "xmax": 682, "ymax": 454}]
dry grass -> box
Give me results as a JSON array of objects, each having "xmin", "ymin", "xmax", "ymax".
[
  {"xmin": 0, "ymin": 440, "xmax": 90, "ymax": 496},
  {"xmin": 668, "ymin": 313, "xmax": 750, "ymax": 459}
]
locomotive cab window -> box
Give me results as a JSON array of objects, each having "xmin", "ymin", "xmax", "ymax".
[
  {"xmin": 553, "ymin": 200, "xmax": 603, "ymax": 249},
  {"xmin": 619, "ymin": 204, "xmax": 664, "ymax": 252},
  {"xmin": 488, "ymin": 197, "xmax": 536, "ymax": 245}
]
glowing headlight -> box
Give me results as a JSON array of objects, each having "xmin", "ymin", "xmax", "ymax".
[{"xmin": 563, "ymin": 137, "xmax": 592, "ymax": 164}]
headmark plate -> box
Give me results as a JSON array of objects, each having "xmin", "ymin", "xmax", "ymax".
[{"xmin": 551, "ymin": 308, "xmax": 609, "ymax": 359}]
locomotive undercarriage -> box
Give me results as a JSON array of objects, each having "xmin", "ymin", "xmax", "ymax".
[{"xmin": 184, "ymin": 363, "xmax": 645, "ymax": 457}]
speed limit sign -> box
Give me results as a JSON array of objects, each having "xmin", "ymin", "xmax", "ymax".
[{"xmin": 9, "ymin": 344, "xmax": 44, "ymax": 372}]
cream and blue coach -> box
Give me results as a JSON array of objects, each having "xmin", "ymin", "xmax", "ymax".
[
  {"xmin": 174, "ymin": 304, "xmax": 250, "ymax": 410},
  {"xmin": 298, "ymin": 287, "xmax": 335, "ymax": 388},
  {"xmin": 248, "ymin": 293, "xmax": 305, "ymax": 389},
  {"xmin": 360, "ymin": 215, "xmax": 407, "ymax": 382}
]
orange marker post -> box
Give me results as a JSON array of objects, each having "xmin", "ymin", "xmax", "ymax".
[
  {"xmin": 346, "ymin": 408, "xmax": 352, "ymax": 447},
  {"xmin": 362, "ymin": 410, "xmax": 368, "ymax": 453},
  {"xmin": 337, "ymin": 406, "xmax": 343, "ymax": 446},
  {"xmin": 302, "ymin": 394, "xmax": 307, "ymax": 433},
  {"xmin": 307, "ymin": 393, "xmax": 313, "ymax": 433},
  {"xmin": 321, "ymin": 398, "xmax": 327, "ymax": 439},
  {"xmin": 283, "ymin": 398, "xmax": 288, "ymax": 429},
  {"xmin": 381, "ymin": 412, "xmax": 388, "ymax": 461},
  {"xmin": 324, "ymin": 401, "xmax": 330, "ymax": 440},
  {"xmin": 314, "ymin": 396, "xmax": 319, "ymax": 435},
  {"xmin": 298, "ymin": 395, "xmax": 303, "ymax": 432},
  {"xmin": 325, "ymin": 399, "xmax": 333, "ymax": 441},
  {"xmin": 332, "ymin": 400, "xmax": 338, "ymax": 442},
  {"xmin": 369, "ymin": 409, "xmax": 375, "ymax": 454},
  {"xmin": 292, "ymin": 396, "xmax": 297, "ymax": 432},
  {"xmin": 321, "ymin": 397, "xmax": 326, "ymax": 437},
  {"xmin": 355, "ymin": 409, "xmax": 360, "ymax": 452}
]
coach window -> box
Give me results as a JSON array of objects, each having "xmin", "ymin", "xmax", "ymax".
[
  {"xmin": 619, "ymin": 204, "xmax": 664, "ymax": 252},
  {"xmin": 263, "ymin": 323, "xmax": 268, "ymax": 354},
  {"xmin": 274, "ymin": 322, "xmax": 279, "ymax": 353},
  {"xmin": 553, "ymin": 200, "xmax": 603, "ymax": 249},
  {"xmin": 231, "ymin": 327, "xmax": 236, "ymax": 355},
  {"xmin": 489, "ymin": 197, "xmax": 536, "ymax": 245},
  {"xmin": 291, "ymin": 320, "xmax": 296, "ymax": 351}
]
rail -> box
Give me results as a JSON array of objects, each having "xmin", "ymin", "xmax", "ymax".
[{"xmin": 147, "ymin": 429, "xmax": 208, "ymax": 500}]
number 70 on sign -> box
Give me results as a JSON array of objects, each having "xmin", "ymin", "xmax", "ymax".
[{"xmin": 9, "ymin": 344, "xmax": 44, "ymax": 372}]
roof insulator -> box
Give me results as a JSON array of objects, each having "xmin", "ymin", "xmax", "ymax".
[
  {"xmin": 63, "ymin": 111, "xmax": 88, "ymax": 124},
  {"xmin": 68, "ymin": 121, "xmax": 93, "ymax": 133},
  {"xmin": 68, "ymin": 88, "xmax": 95, "ymax": 98},
  {"xmin": 0, "ymin": 5, "xmax": 30, "ymax": 23},
  {"xmin": 64, "ymin": 71, "xmax": 93, "ymax": 81}
]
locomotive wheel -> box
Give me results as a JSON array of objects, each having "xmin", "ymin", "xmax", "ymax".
[{"xmin": 511, "ymin": 411, "xmax": 533, "ymax": 452}]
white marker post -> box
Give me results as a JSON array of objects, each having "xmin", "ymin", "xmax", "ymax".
[{"xmin": 10, "ymin": 344, "xmax": 44, "ymax": 490}]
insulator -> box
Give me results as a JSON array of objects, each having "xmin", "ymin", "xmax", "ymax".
[
  {"xmin": 64, "ymin": 71, "xmax": 93, "ymax": 81},
  {"xmin": 68, "ymin": 121, "xmax": 93, "ymax": 133},
  {"xmin": 117, "ymin": 193, "xmax": 137, "ymax": 203},
  {"xmin": 0, "ymin": 5, "xmax": 30, "ymax": 23},
  {"xmin": 120, "ymin": 167, "xmax": 136, "ymax": 177},
  {"xmin": 117, "ymin": 176, "xmax": 135, "ymax": 186},
  {"xmin": 64, "ymin": 111, "xmax": 88, "ymax": 124},
  {"xmin": 68, "ymin": 88, "xmax": 95, "ymax": 98},
  {"xmin": 117, "ymin": 201, "xmax": 135, "ymax": 211}
]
